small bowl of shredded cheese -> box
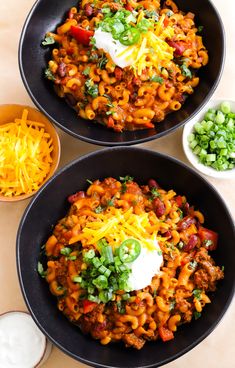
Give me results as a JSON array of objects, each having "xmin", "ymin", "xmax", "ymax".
[{"xmin": 0, "ymin": 104, "xmax": 60, "ymax": 201}]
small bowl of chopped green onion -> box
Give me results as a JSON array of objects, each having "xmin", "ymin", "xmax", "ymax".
[{"xmin": 183, "ymin": 100, "xmax": 235, "ymax": 179}]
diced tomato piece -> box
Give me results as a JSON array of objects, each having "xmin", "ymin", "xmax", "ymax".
[
  {"xmin": 198, "ymin": 226, "xmax": 218, "ymax": 251},
  {"xmin": 163, "ymin": 18, "xmax": 170, "ymax": 27},
  {"xmin": 114, "ymin": 67, "xmax": 123, "ymax": 80},
  {"xmin": 63, "ymin": 230, "xmax": 73, "ymax": 240},
  {"xmin": 70, "ymin": 26, "xmax": 94, "ymax": 45},
  {"xmin": 125, "ymin": 3, "xmax": 133, "ymax": 11},
  {"xmin": 175, "ymin": 195, "xmax": 183, "ymax": 207},
  {"xmin": 143, "ymin": 121, "xmax": 155, "ymax": 128},
  {"xmin": 107, "ymin": 116, "xmax": 115, "ymax": 128},
  {"xmin": 159, "ymin": 326, "xmax": 174, "ymax": 342},
  {"xmin": 66, "ymin": 47, "xmax": 75, "ymax": 55},
  {"xmin": 83, "ymin": 300, "xmax": 98, "ymax": 314}
]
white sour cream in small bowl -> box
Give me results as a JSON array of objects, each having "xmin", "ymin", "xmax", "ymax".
[
  {"xmin": 183, "ymin": 99, "xmax": 235, "ymax": 179},
  {"xmin": 0, "ymin": 311, "xmax": 52, "ymax": 368}
]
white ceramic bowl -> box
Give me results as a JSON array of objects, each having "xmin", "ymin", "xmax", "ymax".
[{"xmin": 183, "ymin": 99, "xmax": 235, "ymax": 179}]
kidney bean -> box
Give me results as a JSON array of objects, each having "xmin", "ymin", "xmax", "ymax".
[
  {"xmin": 58, "ymin": 62, "xmax": 66, "ymax": 78},
  {"xmin": 94, "ymin": 321, "xmax": 107, "ymax": 332},
  {"xmin": 130, "ymin": 92, "xmax": 138, "ymax": 102},
  {"xmin": 153, "ymin": 198, "xmax": 165, "ymax": 217},
  {"xmin": 177, "ymin": 215, "xmax": 196, "ymax": 231},
  {"xmin": 163, "ymin": 230, "xmax": 172, "ymax": 238},
  {"xmin": 184, "ymin": 234, "xmax": 198, "ymax": 251},
  {"xmin": 148, "ymin": 179, "xmax": 161, "ymax": 189},
  {"xmin": 167, "ymin": 40, "xmax": 186, "ymax": 56},
  {"xmin": 65, "ymin": 93, "xmax": 77, "ymax": 106},
  {"xmin": 93, "ymin": 9, "xmax": 102, "ymax": 16},
  {"xmin": 183, "ymin": 202, "xmax": 190, "ymax": 215},
  {"xmin": 67, "ymin": 191, "xmax": 85, "ymax": 203},
  {"xmin": 84, "ymin": 4, "xmax": 93, "ymax": 16}
]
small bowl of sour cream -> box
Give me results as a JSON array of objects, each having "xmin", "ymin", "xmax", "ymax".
[{"xmin": 0, "ymin": 311, "xmax": 52, "ymax": 368}]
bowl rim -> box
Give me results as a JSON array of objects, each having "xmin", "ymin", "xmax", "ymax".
[
  {"xmin": 16, "ymin": 146, "xmax": 235, "ymax": 368},
  {"xmin": 182, "ymin": 99, "xmax": 235, "ymax": 179},
  {"xmin": 18, "ymin": 0, "xmax": 226, "ymax": 146},
  {"xmin": 0, "ymin": 103, "xmax": 61, "ymax": 202}
]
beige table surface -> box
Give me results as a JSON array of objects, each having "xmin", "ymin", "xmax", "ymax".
[{"xmin": 0, "ymin": 0, "xmax": 235, "ymax": 367}]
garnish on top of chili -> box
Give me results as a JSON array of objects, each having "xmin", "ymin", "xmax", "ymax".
[
  {"xmin": 38, "ymin": 176, "xmax": 223, "ymax": 349},
  {"xmin": 42, "ymin": 0, "xmax": 209, "ymax": 132}
]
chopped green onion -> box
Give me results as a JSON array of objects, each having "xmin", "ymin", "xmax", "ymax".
[
  {"xmin": 44, "ymin": 68, "xmax": 56, "ymax": 81},
  {"xmin": 194, "ymin": 311, "xmax": 201, "ymax": 320},
  {"xmin": 73, "ymin": 276, "xmax": 82, "ymax": 283},
  {"xmin": 180, "ymin": 63, "xmax": 192, "ymax": 79},
  {"xmin": 220, "ymin": 101, "xmax": 231, "ymax": 114},
  {"xmin": 92, "ymin": 275, "xmax": 108, "ymax": 289},
  {"xmin": 84, "ymin": 249, "xmax": 95, "ymax": 261},
  {"xmin": 68, "ymin": 255, "xmax": 77, "ymax": 261},
  {"xmin": 122, "ymin": 293, "xmax": 130, "ymax": 300},
  {"xmin": 88, "ymin": 294, "xmax": 100, "ymax": 303},
  {"xmin": 117, "ymin": 300, "xmax": 126, "ymax": 314},
  {"xmin": 187, "ymin": 133, "xmax": 195, "ymax": 142},
  {"xmin": 42, "ymin": 35, "xmax": 55, "ymax": 46},
  {"xmin": 60, "ymin": 247, "xmax": 72, "ymax": 256},
  {"xmin": 215, "ymin": 111, "xmax": 225, "ymax": 124},
  {"xmin": 188, "ymin": 102, "xmax": 235, "ymax": 171},
  {"xmin": 101, "ymin": 245, "xmax": 114, "ymax": 264},
  {"xmin": 37, "ymin": 262, "xmax": 47, "ymax": 278},
  {"xmin": 98, "ymin": 290, "xmax": 113, "ymax": 303},
  {"xmin": 192, "ymin": 289, "xmax": 202, "ymax": 300},
  {"xmin": 92, "ymin": 257, "xmax": 102, "ymax": 269}
]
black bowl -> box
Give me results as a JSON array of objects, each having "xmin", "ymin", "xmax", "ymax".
[
  {"xmin": 19, "ymin": 0, "xmax": 225, "ymax": 146},
  {"xmin": 17, "ymin": 147, "xmax": 235, "ymax": 368}
]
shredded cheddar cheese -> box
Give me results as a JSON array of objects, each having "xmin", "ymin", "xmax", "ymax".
[
  {"xmin": 0, "ymin": 109, "xmax": 54, "ymax": 197},
  {"xmin": 118, "ymin": 14, "xmax": 175, "ymax": 76},
  {"xmin": 69, "ymin": 207, "xmax": 161, "ymax": 251}
]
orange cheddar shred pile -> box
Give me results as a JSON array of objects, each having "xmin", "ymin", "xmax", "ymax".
[{"xmin": 0, "ymin": 109, "xmax": 53, "ymax": 197}]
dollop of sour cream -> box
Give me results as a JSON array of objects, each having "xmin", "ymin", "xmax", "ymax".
[
  {"xmin": 126, "ymin": 239, "xmax": 163, "ymax": 291},
  {"xmin": 93, "ymin": 28, "xmax": 134, "ymax": 68},
  {"xmin": 0, "ymin": 311, "xmax": 50, "ymax": 368}
]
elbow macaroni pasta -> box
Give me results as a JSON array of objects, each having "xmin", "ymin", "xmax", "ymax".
[
  {"xmin": 44, "ymin": 0, "xmax": 208, "ymax": 132},
  {"xmin": 40, "ymin": 176, "xmax": 224, "ymax": 349}
]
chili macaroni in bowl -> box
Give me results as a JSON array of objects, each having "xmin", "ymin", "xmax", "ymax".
[
  {"xmin": 44, "ymin": 0, "xmax": 209, "ymax": 132},
  {"xmin": 17, "ymin": 147, "xmax": 235, "ymax": 367},
  {"xmin": 39, "ymin": 176, "xmax": 223, "ymax": 349}
]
